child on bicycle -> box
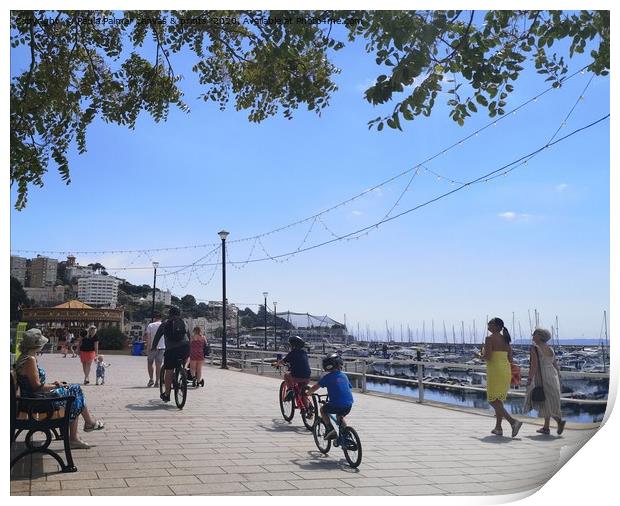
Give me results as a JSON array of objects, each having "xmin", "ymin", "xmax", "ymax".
[
  {"xmin": 306, "ymin": 353, "xmax": 353, "ymax": 440},
  {"xmin": 273, "ymin": 336, "xmax": 312, "ymax": 416}
]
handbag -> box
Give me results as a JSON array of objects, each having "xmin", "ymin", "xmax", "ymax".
[
  {"xmin": 531, "ymin": 346, "xmax": 546, "ymax": 402},
  {"xmin": 203, "ymin": 341, "xmax": 211, "ymax": 357}
]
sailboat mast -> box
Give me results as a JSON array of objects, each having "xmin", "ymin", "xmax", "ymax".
[{"xmin": 603, "ymin": 310, "xmax": 608, "ymax": 373}]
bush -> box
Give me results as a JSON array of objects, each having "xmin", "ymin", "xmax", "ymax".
[{"xmin": 97, "ymin": 326, "xmax": 129, "ymax": 350}]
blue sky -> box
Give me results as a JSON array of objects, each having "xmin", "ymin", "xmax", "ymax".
[{"xmin": 9, "ymin": 16, "xmax": 610, "ymax": 340}]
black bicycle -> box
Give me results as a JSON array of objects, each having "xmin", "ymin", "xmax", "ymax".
[
  {"xmin": 312, "ymin": 393, "xmax": 362, "ymax": 468},
  {"xmin": 159, "ymin": 358, "xmax": 188, "ymax": 409}
]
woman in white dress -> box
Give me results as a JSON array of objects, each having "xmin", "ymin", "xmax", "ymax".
[{"xmin": 524, "ymin": 328, "xmax": 566, "ymax": 435}]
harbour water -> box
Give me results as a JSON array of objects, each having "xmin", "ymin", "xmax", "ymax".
[{"xmin": 366, "ymin": 379, "xmax": 606, "ymax": 424}]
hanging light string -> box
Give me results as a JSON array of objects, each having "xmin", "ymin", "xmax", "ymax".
[
  {"xmin": 11, "ymin": 65, "xmax": 592, "ymax": 258},
  {"xmin": 92, "ymin": 113, "xmax": 608, "ymax": 272},
  {"xmin": 479, "ymin": 72, "xmax": 597, "ymax": 184},
  {"xmin": 422, "ymin": 72, "xmax": 597, "ymax": 184}
]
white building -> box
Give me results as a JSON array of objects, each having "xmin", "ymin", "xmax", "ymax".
[
  {"xmin": 24, "ymin": 286, "xmax": 66, "ymax": 306},
  {"xmin": 139, "ymin": 289, "xmax": 172, "ymax": 306},
  {"xmin": 10, "ymin": 255, "xmax": 28, "ymax": 286},
  {"xmin": 77, "ymin": 275, "xmax": 119, "ymax": 308},
  {"xmin": 29, "ymin": 255, "xmax": 58, "ymax": 287},
  {"xmin": 65, "ymin": 264, "xmax": 94, "ymax": 282}
]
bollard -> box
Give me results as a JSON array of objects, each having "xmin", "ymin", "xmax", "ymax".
[{"xmin": 417, "ymin": 361, "xmax": 424, "ymax": 403}]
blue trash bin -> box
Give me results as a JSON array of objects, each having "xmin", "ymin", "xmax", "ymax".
[{"xmin": 132, "ymin": 341, "xmax": 145, "ymax": 356}]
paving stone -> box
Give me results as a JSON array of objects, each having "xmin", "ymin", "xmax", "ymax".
[
  {"xmin": 91, "ymin": 486, "xmax": 173, "ymax": 496},
  {"xmin": 339, "ymin": 487, "xmax": 394, "ymax": 495},
  {"xmin": 268, "ymin": 488, "xmax": 346, "ymax": 496},
  {"xmin": 11, "ymin": 354, "xmax": 598, "ymax": 497},
  {"xmin": 61, "ymin": 479, "xmax": 127, "ymax": 490},
  {"xmin": 171, "ymin": 482, "xmax": 249, "ymax": 495}
]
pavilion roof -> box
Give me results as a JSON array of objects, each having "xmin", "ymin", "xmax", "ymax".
[{"xmin": 53, "ymin": 300, "xmax": 94, "ymax": 309}]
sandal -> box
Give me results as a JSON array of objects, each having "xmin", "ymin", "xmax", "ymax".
[
  {"xmin": 537, "ymin": 427, "xmax": 551, "ymax": 435},
  {"xmin": 511, "ymin": 420, "xmax": 523, "ymax": 438},
  {"xmin": 70, "ymin": 440, "xmax": 93, "ymax": 449},
  {"xmin": 557, "ymin": 420, "xmax": 566, "ymax": 435},
  {"xmin": 84, "ymin": 420, "xmax": 105, "ymax": 432}
]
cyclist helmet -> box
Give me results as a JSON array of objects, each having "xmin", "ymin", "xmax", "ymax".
[
  {"xmin": 288, "ymin": 335, "xmax": 305, "ymax": 349},
  {"xmin": 322, "ymin": 353, "xmax": 343, "ymax": 371},
  {"xmin": 168, "ymin": 306, "xmax": 181, "ymax": 317}
]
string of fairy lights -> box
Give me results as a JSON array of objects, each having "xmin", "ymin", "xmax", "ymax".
[
  {"xmin": 12, "ymin": 65, "xmax": 593, "ymax": 259},
  {"xmin": 11, "ymin": 67, "xmax": 608, "ymax": 294}
]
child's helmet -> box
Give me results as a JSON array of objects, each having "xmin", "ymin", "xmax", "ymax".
[
  {"xmin": 288, "ymin": 335, "xmax": 305, "ymax": 349},
  {"xmin": 322, "ymin": 353, "xmax": 343, "ymax": 371}
]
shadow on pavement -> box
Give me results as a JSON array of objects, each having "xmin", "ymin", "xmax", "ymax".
[
  {"xmin": 10, "ymin": 442, "xmax": 67, "ymax": 480},
  {"xmin": 289, "ymin": 453, "xmax": 360, "ymax": 474},
  {"xmin": 257, "ymin": 419, "xmax": 309, "ymax": 434},
  {"xmin": 473, "ymin": 435, "xmax": 516, "ymax": 444},
  {"xmin": 125, "ymin": 400, "xmax": 177, "ymax": 411},
  {"xmin": 524, "ymin": 434, "xmax": 562, "ymax": 442}
]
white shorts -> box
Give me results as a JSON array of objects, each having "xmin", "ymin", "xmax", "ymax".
[{"xmin": 147, "ymin": 348, "xmax": 165, "ymax": 365}]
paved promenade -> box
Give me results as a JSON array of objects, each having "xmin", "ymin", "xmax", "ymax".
[{"xmin": 11, "ymin": 354, "xmax": 598, "ymax": 496}]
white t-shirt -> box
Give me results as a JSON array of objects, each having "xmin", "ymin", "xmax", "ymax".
[{"xmin": 145, "ymin": 321, "xmax": 165, "ymax": 349}]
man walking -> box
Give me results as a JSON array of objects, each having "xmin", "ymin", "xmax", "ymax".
[{"xmin": 144, "ymin": 313, "xmax": 164, "ymax": 387}]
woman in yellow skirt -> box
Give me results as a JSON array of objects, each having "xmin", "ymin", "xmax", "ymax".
[{"xmin": 477, "ymin": 317, "xmax": 523, "ymax": 438}]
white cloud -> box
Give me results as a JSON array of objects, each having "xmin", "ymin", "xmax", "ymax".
[
  {"xmin": 498, "ymin": 211, "xmax": 517, "ymax": 220},
  {"xmin": 351, "ymin": 210, "xmax": 363, "ymax": 216},
  {"xmin": 556, "ymin": 183, "xmax": 568, "ymax": 192},
  {"xmin": 498, "ymin": 211, "xmax": 533, "ymax": 222}
]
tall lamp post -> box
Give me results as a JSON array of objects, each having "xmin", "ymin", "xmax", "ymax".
[
  {"xmin": 263, "ymin": 291, "xmax": 268, "ymax": 350},
  {"xmin": 151, "ymin": 261, "xmax": 159, "ymax": 323},
  {"xmin": 219, "ymin": 230, "xmax": 229, "ymax": 369},
  {"xmin": 273, "ymin": 301, "xmax": 278, "ymax": 351}
]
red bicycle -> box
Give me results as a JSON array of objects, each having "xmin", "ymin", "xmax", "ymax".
[{"xmin": 276, "ymin": 367, "xmax": 317, "ymax": 431}]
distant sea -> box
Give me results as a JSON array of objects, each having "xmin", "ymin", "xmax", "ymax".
[{"xmin": 512, "ymin": 339, "xmax": 608, "ymax": 346}]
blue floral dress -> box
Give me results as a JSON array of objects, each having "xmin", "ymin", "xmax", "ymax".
[{"xmin": 16, "ymin": 365, "xmax": 86, "ymax": 420}]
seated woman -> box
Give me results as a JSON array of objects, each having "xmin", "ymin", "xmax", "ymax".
[{"xmin": 13, "ymin": 328, "xmax": 105, "ymax": 449}]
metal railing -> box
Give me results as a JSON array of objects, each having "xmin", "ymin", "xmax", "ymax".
[{"xmin": 207, "ymin": 347, "xmax": 608, "ymax": 407}]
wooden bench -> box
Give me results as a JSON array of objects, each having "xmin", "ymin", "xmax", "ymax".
[{"xmin": 10, "ymin": 373, "xmax": 77, "ymax": 473}]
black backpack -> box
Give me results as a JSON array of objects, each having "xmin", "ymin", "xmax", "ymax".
[{"xmin": 166, "ymin": 318, "xmax": 187, "ymax": 342}]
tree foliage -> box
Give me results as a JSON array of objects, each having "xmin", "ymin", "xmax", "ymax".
[
  {"xmin": 96, "ymin": 325, "xmax": 129, "ymax": 350},
  {"xmin": 10, "ymin": 276, "xmax": 32, "ymax": 322},
  {"xmin": 10, "ymin": 10, "xmax": 609, "ymax": 209}
]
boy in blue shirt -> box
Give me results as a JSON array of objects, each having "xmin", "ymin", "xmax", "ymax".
[
  {"xmin": 306, "ymin": 353, "xmax": 354, "ymax": 440},
  {"xmin": 274, "ymin": 336, "xmax": 312, "ymax": 416}
]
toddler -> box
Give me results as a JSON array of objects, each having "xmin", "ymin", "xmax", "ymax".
[{"xmin": 95, "ymin": 355, "xmax": 111, "ymax": 385}]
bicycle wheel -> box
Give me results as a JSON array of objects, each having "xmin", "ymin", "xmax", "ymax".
[
  {"xmin": 174, "ymin": 366, "xmax": 188, "ymax": 410},
  {"xmin": 279, "ymin": 381, "xmax": 294, "ymax": 422},
  {"xmin": 341, "ymin": 426, "xmax": 362, "ymax": 468},
  {"xmin": 159, "ymin": 367, "xmax": 166, "ymax": 397},
  {"xmin": 301, "ymin": 395, "xmax": 317, "ymax": 431},
  {"xmin": 312, "ymin": 419, "xmax": 332, "ymax": 454}
]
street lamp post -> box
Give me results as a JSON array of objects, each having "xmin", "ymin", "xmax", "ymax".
[
  {"xmin": 263, "ymin": 292, "xmax": 268, "ymax": 350},
  {"xmin": 273, "ymin": 301, "xmax": 278, "ymax": 351},
  {"xmin": 151, "ymin": 261, "xmax": 159, "ymax": 323},
  {"xmin": 219, "ymin": 230, "xmax": 229, "ymax": 369},
  {"xmin": 236, "ymin": 311, "xmax": 240, "ymax": 349}
]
